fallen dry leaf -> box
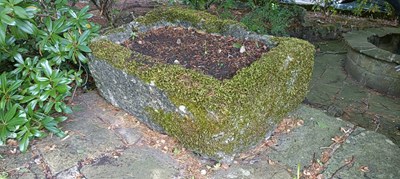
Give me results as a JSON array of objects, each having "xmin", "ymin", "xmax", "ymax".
[
  {"xmin": 360, "ymin": 166, "xmax": 369, "ymax": 172},
  {"xmin": 7, "ymin": 139, "xmax": 18, "ymax": 146},
  {"xmin": 331, "ymin": 136, "xmax": 344, "ymax": 143}
]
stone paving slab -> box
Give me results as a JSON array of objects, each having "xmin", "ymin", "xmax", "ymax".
[
  {"xmin": 80, "ymin": 147, "xmax": 179, "ymax": 179},
  {"xmin": 0, "ymin": 148, "xmax": 45, "ymax": 179},
  {"xmin": 211, "ymin": 160, "xmax": 292, "ymax": 179},
  {"xmin": 210, "ymin": 105, "xmax": 400, "ymax": 179},
  {"xmin": 267, "ymin": 106, "xmax": 351, "ymax": 173},
  {"xmin": 34, "ymin": 92, "xmax": 125, "ymax": 175},
  {"xmin": 2, "ymin": 91, "xmax": 400, "ymax": 179},
  {"xmin": 323, "ymin": 128, "xmax": 400, "ymax": 179},
  {"xmin": 308, "ymin": 40, "xmax": 400, "ymax": 145}
]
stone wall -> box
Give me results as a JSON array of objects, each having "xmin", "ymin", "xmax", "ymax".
[{"xmin": 343, "ymin": 27, "xmax": 400, "ymax": 96}]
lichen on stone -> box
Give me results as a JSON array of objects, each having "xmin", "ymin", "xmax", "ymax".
[{"xmin": 89, "ymin": 6, "xmax": 315, "ymax": 162}]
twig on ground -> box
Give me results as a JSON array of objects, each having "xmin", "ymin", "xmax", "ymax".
[{"xmin": 329, "ymin": 156, "xmax": 355, "ymax": 179}]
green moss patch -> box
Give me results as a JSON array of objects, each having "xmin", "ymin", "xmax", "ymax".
[
  {"xmin": 135, "ymin": 7, "xmax": 245, "ymax": 33},
  {"xmin": 89, "ymin": 7, "xmax": 315, "ymax": 161}
]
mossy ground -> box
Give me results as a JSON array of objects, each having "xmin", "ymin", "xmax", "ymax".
[{"xmin": 90, "ymin": 7, "xmax": 315, "ymax": 160}]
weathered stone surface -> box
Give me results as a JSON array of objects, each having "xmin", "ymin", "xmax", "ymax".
[
  {"xmin": 211, "ymin": 161, "xmax": 291, "ymax": 179},
  {"xmin": 88, "ymin": 59, "xmax": 175, "ymax": 133},
  {"xmin": 80, "ymin": 147, "xmax": 179, "ymax": 179},
  {"xmin": 35, "ymin": 92, "xmax": 124, "ymax": 174},
  {"xmin": 265, "ymin": 105, "xmax": 400, "ymax": 179},
  {"xmin": 268, "ymin": 106, "xmax": 350, "ymax": 172},
  {"xmin": 307, "ymin": 40, "xmax": 400, "ymax": 145},
  {"xmin": 323, "ymin": 128, "xmax": 400, "ymax": 179},
  {"xmin": 89, "ymin": 7, "xmax": 314, "ymax": 162},
  {"xmin": 0, "ymin": 148, "xmax": 46, "ymax": 179},
  {"xmin": 343, "ymin": 27, "xmax": 400, "ymax": 96}
]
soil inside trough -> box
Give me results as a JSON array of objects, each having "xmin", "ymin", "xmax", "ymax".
[{"xmin": 123, "ymin": 26, "xmax": 269, "ymax": 80}]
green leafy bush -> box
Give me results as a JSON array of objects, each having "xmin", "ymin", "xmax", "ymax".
[
  {"xmin": 180, "ymin": 0, "xmax": 304, "ymax": 36},
  {"xmin": 240, "ymin": 1, "xmax": 302, "ymax": 35},
  {"xmin": 0, "ymin": 0, "xmax": 99, "ymax": 151}
]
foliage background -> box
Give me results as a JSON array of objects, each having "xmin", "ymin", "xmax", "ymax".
[{"xmin": 0, "ymin": 0, "xmax": 99, "ymax": 151}]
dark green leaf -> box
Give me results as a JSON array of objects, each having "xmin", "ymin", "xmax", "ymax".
[
  {"xmin": 54, "ymin": 102, "xmax": 62, "ymax": 112},
  {"xmin": 5, "ymin": 104, "xmax": 18, "ymax": 122},
  {"xmin": 56, "ymin": 84, "xmax": 68, "ymax": 93},
  {"xmin": 78, "ymin": 30, "xmax": 90, "ymax": 44},
  {"xmin": 77, "ymin": 52, "xmax": 87, "ymax": 63},
  {"xmin": 79, "ymin": 6, "xmax": 90, "ymax": 16},
  {"xmin": 233, "ymin": 43, "xmax": 242, "ymax": 48},
  {"xmin": 82, "ymin": 13, "xmax": 93, "ymax": 19},
  {"xmin": 9, "ymin": 80, "xmax": 22, "ymax": 91},
  {"xmin": 39, "ymin": 91, "xmax": 50, "ymax": 101},
  {"xmin": 77, "ymin": 45, "xmax": 91, "ymax": 53},
  {"xmin": 31, "ymin": 128, "xmax": 46, "ymax": 138},
  {"xmin": 27, "ymin": 99, "xmax": 38, "ymax": 110},
  {"xmin": 10, "ymin": 95, "xmax": 23, "ymax": 100},
  {"xmin": 15, "ymin": 19, "xmax": 35, "ymax": 34},
  {"xmin": 13, "ymin": 6, "xmax": 29, "ymax": 19},
  {"xmin": 0, "ymin": 23, "xmax": 6, "ymax": 45},
  {"xmin": 43, "ymin": 101, "xmax": 54, "ymax": 114},
  {"xmin": 1, "ymin": 14, "xmax": 15, "ymax": 26},
  {"xmin": 0, "ymin": 95, "xmax": 6, "ymax": 110},
  {"xmin": 19, "ymin": 129, "xmax": 32, "ymax": 152},
  {"xmin": 14, "ymin": 53, "xmax": 24, "ymax": 64},
  {"xmin": 54, "ymin": 116, "xmax": 67, "ymax": 122},
  {"xmin": 62, "ymin": 105, "xmax": 72, "ymax": 114},
  {"xmin": 40, "ymin": 60, "xmax": 52, "ymax": 77},
  {"xmin": 12, "ymin": 0, "xmax": 23, "ymax": 5},
  {"xmin": 44, "ymin": 17, "xmax": 52, "ymax": 32},
  {"xmin": 0, "ymin": 73, "xmax": 7, "ymax": 91},
  {"xmin": 7, "ymin": 117, "xmax": 27, "ymax": 127},
  {"xmin": 68, "ymin": 9, "xmax": 77, "ymax": 18},
  {"xmin": 21, "ymin": 96, "xmax": 35, "ymax": 103}
]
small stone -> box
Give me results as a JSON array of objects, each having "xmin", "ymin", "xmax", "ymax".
[
  {"xmin": 179, "ymin": 105, "xmax": 186, "ymax": 113},
  {"xmin": 240, "ymin": 168, "xmax": 251, "ymax": 176},
  {"xmin": 176, "ymin": 38, "xmax": 181, "ymax": 45},
  {"xmin": 138, "ymin": 40, "xmax": 143, "ymax": 45},
  {"xmin": 240, "ymin": 46, "xmax": 246, "ymax": 53},
  {"xmin": 385, "ymin": 139, "xmax": 395, "ymax": 146},
  {"xmin": 218, "ymin": 49, "xmax": 222, "ymax": 53},
  {"xmin": 174, "ymin": 60, "xmax": 180, "ymax": 64},
  {"xmin": 200, "ymin": 169, "xmax": 207, "ymax": 175}
]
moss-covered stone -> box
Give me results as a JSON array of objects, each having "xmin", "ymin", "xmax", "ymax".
[
  {"xmin": 135, "ymin": 7, "xmax": 245, "ymax": 34},
  {"xmin": 89, "ymin": 7, "xmax": 315, "ymax": 162}
]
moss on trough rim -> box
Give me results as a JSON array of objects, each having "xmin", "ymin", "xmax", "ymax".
[
  {"xmin": 135, "ymin": 6, "xmax": 245, "ymax": 33},
  {"xmin": 89, "ymin": 7, "xmax": 315, "ymax": 160}
]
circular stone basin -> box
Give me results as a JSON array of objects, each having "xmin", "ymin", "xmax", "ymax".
[
  {"xmin": 343, "ymin": 28, "xmax": 400, "ymax": 96},
  {"xmin": 368, "ymin": 34, "xmax": 400, "ymax": 55}
]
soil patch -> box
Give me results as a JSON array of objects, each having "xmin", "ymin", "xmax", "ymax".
[{"xmin": 123, "ymin": 26, "xmax": 269, "ymax": 80}]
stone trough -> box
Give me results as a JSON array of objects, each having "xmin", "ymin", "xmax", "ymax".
[
  {"xmin": 343, "ymin": 27, "xmax": 400, "ymax": 96},
  {"xmin": 88, "ymin": 7, "xmax": 315, "ymax": 162}
]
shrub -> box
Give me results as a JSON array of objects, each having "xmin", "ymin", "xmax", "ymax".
[
  {"xmin": 0, "ymin": 0, "xmax": 99, "ymax": 152},
  {"xmin": 180, "ymin": 0, "xmax": 304, "ymax": 36},
  {"xmin": 240, "ymin": 1, "xmax": 303, "ymax": 35}
]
